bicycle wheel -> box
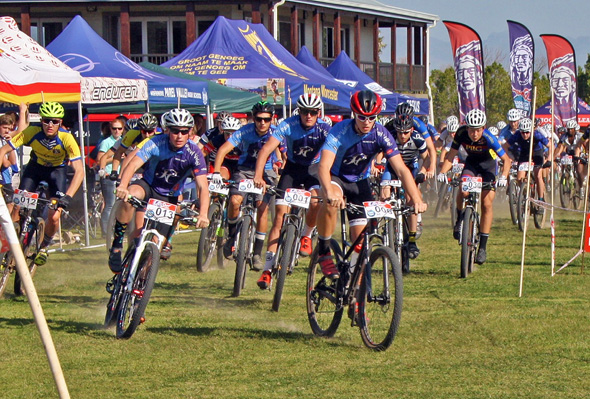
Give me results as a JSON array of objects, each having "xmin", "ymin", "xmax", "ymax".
[
  {"xmin": 533, "ymin": 189, "xmax": 546, "ymax": 229},
  {"xmin": 196, "ymin": 202, "xmax": 222, "ymax": 272},
  {"xmin": 358, "ymin": 245, "xmax": 403, "ymax": 351},
  {"xmin": 450, "ymin": 185, "xmax": 459, "ymax": 228},
  {"xmin": 573, "ymin": 179, "xmax": 582, "ymax": 210},
  {"xmin": 0, "ymin": 222, "xmax": 19, "ymax": 298},
  {"xmin": 105, "ymin": 247, "xmax": 135, "ymax": 328},
  {"xmin": 508, "ymin": 179, "xmax": 519, "ymax": 225},
  {"xmin": 460, "ymin": 207, "xmax": 476, "ymax": 278},
  {"xmin": 232, "ymin": 216, "xmax": 252, "ymax": 298},
  {"xmin": 517, "ymin": 181, "xmax": 529, "ymax": 232},
  {"xmin": 559, "ymin": 173, "xmax": 571, "ymax": 208},
  {"xmin": 14, "ymin": 218, "xmax": 44, "ymax": 296},
  {"xmin": 434, "ymin": 182, "xmax": 449, "ymax": 218},
  {"xmin": 272, "ymin": 223, "xmax": 297, "ymax": 312},
  {"xmin": 116, "ymin": 242, "xmax": 160, "ymax": 339},
  {"xmin": 306, "ymin": 239, "xmax": 344, "ymax": 337}
]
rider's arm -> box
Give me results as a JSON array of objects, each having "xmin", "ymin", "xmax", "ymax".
[
  {"xmin": 120, "ymin": 147, "xmax": 139, "ymax": 171},
  {"xmin": 213, "ymin": 140, "xmax": 236, "ymax": 173},
  {"xmin": 110, "ymin": 145, "xmax": 126, "ymax": 173},
  {"xmin": 65, "ymin": 159, "xmax": 84, "ymax": 198},
  {"xmin": 388, "ymin": 154, "xmax": 427, "ymax": 213},
  {"xmin": 193, "ymin": 172, "xmax": 210, "ymax": 228},
  {"xmin": 118, "ymin": 155, "xmax": 144, "ymax": 192},
  {"xmin": 423, "ymin": 135, "xmax": 437, "ymax": 178},
  {"xmin": 97, "ymin": 147, "xmax": 114, "ymax": 166},
  {"xmin": 318, "ymin": 149, "xmax": 345, "ymax": 209},
  {"xmin": 499, "ymin": 152, "xmax": 512, "ymax": 179},
  {"xmin": 439, "ymin": 147, "xmax": 458, "ymax": 175}
]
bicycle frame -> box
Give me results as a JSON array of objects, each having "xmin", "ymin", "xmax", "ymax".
[{"xmin": 123, "ymin": 224, "xmax": 166, "ymax": 296}]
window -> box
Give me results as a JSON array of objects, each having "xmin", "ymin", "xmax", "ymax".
[
  {"xmin": 341, "ymin": 27, "xmax": 350, "ymax": 55},
  {"xmin": 198, "ymin": 20, "xmax": 214, "ymax": 36},
  {"xmin": 29, "ymin": 19, "xmax": 68, "ymax": 46},
  {"xmin": 279, "ymin": 21, "xmax": 291, "ymax": 50},
  {"xmin": 323, "ymin": 27, "xmax": 334, "ymax": 58},
  {"xmin": 129, "ymin": 17, "xmax": 186, "ymax": 63}
]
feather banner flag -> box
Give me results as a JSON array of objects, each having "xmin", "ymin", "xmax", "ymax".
[
  {"xmin": 443, "ymin": 21, "xmax": 485, "ymax": 122},
  {"xmin": 541, "ymin": 34, "xmax": 577, "ymax": 127},
  {"xmin": 507, "ymin": 20, "xmax": 534, "ymax": 117}
]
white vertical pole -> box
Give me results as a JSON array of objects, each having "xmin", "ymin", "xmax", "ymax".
[
  {"xmin": 77, "ymin": 102, "xmax": 90, "ymax": 247},
  {"xmin": 550, "ymin": 89, "xmax": 556, "ymax": 276}
]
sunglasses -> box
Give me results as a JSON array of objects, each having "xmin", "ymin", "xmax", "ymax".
[
  {"xmin": 169, "ymin": 127, "xmax": 191, "ymax": 135},
  {"xmin": 355, "ymin": 114, "xmax": 378, "ymax": 122},
  {"xmin": 111, "ymin": 126, "xmax": 124, "ymax": 131},
  {"xmin": 141, "ymin": 129, "xmax": 157, "ymax": 134},
  {"xmin": 42, "ymin": 119, "xmax": 61, "ymax": 126},
  {"xmin": 300, "ymin": 109, "xmax": 319, "ymax": 116},
  {"xmin": 255, "ymin": 117, "xmax": 272, "ymax": 123}
]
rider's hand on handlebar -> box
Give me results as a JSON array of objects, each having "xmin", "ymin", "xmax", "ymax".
[
  {"xmin": 497, "ymin": 176, "xmax": 508, "ymax": 187},
  {"xmin": 210, "ymin": 172, "xmax": 223, "ymax": 186},
  {"xmin": 424, "ymin": 169, "xmax": 435, "ymax": 180},
  {"xmin": 56, "ymin": 194, "xmax": 72, "ymax": 210},
  {"xmin": 195, "ymin": 215, "xmax": 210, "ymax": 229},
  {"xmin": 253, "ymin": 174, "xmax": 266, "ymax": 189},
  {"xmin": 437, "ymin": 172, "xmax": 447, "ymax": 183},
  {"xmin": 411, "ymin": 200, "xmax": 428, "ymax": 214},
  {"xmin": 116, "ymin": 186, "xmax": 130, "ymax": 200}
]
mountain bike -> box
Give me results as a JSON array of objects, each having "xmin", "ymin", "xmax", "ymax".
[
  {"xmin": 268, "ymin": 186, "xmax": 317, "ymax": 312},
  {"xmin": 457, "ymin": 177, "xmax": 493, "ymax": 278},
  {"xmin": 306, "ymin": 201, "xmax": 403, "ymax": 351},
  {"xmin": 0, "ymin": 184, "xmax": 53, "ymax": 298},
  {"xmin": 517, "ymin": 162, "xmax": 548, "ymax": 232},
  {"xmin": 558, "ymin": 155, "xmax": 584, "ymax": 210},
  {"xmin": 507, "ymin": 163, "xmax": 520, "ymax": 225},
  {"xmin": 104, "ymin": 196, "xmax": 199, "ymax": 339},
  {"xmin": 435, "ymin": 160, "xmax": 463, "ymax": 226},
  {"xmin": 196, "ymin": 177, "xmax": 229, "ymax": 272}
]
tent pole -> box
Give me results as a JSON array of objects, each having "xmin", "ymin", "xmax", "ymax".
[
  {"xmin": 206, "ymin": 104, "xmax": 212, "ymax": 130},
  {"xmin": 77, "ymin": 101, "xmax": 90, "ymax": 247}
]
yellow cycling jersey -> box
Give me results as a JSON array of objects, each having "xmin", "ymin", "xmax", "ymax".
[
  {"xmin": 121, "ymin": 129, "xmax": 161, "ymax": 149},
  {"xmin": 10, "ymin": 126, "xmax": 81, "ymax": 167}
]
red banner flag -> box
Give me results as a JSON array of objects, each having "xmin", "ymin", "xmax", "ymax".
[
  {"xmin": 540, "ymin": 34, "xmax": 578, "ymax": 127},
  {"xmin": 443, "ymin": 21, "xmax": 486, "ymax": 122}
]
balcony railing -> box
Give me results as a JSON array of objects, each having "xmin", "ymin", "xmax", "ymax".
[{"xmin": 130, "ymin": 53, "xmax": 175, "ymax": 65}]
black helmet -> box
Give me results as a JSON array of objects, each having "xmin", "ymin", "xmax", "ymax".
[
  {"xmin": 388, "ymin": 113, "xmax": 413, "ymax": 132},
  {"xmin": 137, "ymin": 113, "xmax": 158, "ymax": 130},
  {"xmin": 252, "ymin": 101, "xmax": 275, "ymax": 116},
  {"xmin": 418, "ymin": 115, "xmax": 429, "ymax": 124},
  {"xmin": 350, "ymin": 90, "xmax": 382, "ymax": 116},
  {"xmin": 395, "ymin": 102, "xmax": 415, "ymax": 118}
]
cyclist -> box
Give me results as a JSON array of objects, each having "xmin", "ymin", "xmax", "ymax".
[
  {"xmin": 419, "ymin": 114, "xmax": 440, "ymax": 142},
  {"xmin": 555, "ymin": 123, "xmax": 585, "ymax": 190},
  {"xmin": 503, "ymin": 118, "xmax": 552, "ymax": 204},
  {"xmin": 396, "ymin": 103, "xmax": 437, "ymax": 179},
  {"xmin": 438, "ymin": 118, "xmax": 467, "ymax": 171},
  {"xmin": 202, "ymin": 116, "xmax": 242, "ymax": 178},
  {"xmin": 315, "ymin": 90, "xmax": 427, "ymax": 280},
  {"xmin": 496, "ymin": 121, "xmax": 507, "ymax": 132},
  {"xmin": 108, "ymin": 108, "xmax": 210, "ymax": 273},
  {"xmin": 437, "ymin": 109, "xmax": 511, "ymax": 265},
  {"xmin": 199, "ymin": 111, "xmax": 231, "ymax": 152},
  {"xmin": 383, "ymin": 111, "xmax": 429, "ymax": 259},
  {"xmin": 252, "ymin": 93, "xmax": 330, "ymax": 289},
  {"xmin": 212, "ymin": 101, "xmax": 280, "ymax": 271},
  {"xmin": 498, "ymin": 108, "xmax": 522, "ymax": 145},
  {"xmin": 0, "ymin": 101, "xmax": 84, "ymax": 265}
]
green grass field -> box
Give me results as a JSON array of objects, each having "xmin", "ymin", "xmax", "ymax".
[{"xmin": 1, "ymin": 203, "xmax": 589, "ymax": 399}]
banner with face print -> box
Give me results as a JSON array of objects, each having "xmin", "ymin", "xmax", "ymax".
[
  {"xmin": 443, "ymin": 21, "xmax": 485, "ymax": 123},
  {"xmin": 507, "ymin": 21, "xmax": 534, "ymax": 117},
  {"xmin": 541, "ymin": 34, "xmax": 577, "ymax": 127}
]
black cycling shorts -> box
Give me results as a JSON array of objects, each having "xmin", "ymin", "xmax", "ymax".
[
  {"xmin": 130, "ymin": 178, "xmax": 179, "ymax": 238},
  {"xmin": 329, "ymin": 176, "xmax": 373, "ymax": 222},
  {"xmin": 276, "ymin": 161, "xmax": 320, "ymax": 200},
  {"xmin": 461, "ymin": 158, "xmax": 497, "ymax": 190},
  {"xmin": 20, "ymin": 163, "xmax": 67, "ymax": 197}
]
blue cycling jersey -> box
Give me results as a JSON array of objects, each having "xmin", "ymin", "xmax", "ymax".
[
  {"xmin": 498, "ymin": 125, "xmax": 516, "ymax": 143},
  {"xmin": 506, "ymin": 129, "xmax": 549, "ymax": 155},
  {"xmin": 322, "ymin": 119, "xmax": 399, "ymax": 183},
  {"xmin": 136, "ymin": 134, "xmax": 207, "ymax": 197},
  {"xmin": 412, "ymin": 117, "xmax": 430, "ymax": 140},
  {"xmin": 272, "ymin": 115, "xmax": 330, "ymax": 166},
  {"xmin": 228, "ymin": 123, "xmax": 278, "ymax": 170}
]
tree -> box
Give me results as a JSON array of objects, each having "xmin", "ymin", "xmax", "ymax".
[
  {"xmin": 577, "ymin": 54, "xmax": 590, "ymax": 103},
  {"xmin": 430, "ymin": 67, "xmax": 459, "ymax": 127},
  {"xmin": 483, "ymin": 62, "xmax": 511, "ymax": 126}
]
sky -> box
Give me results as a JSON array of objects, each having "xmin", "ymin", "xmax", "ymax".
[{"xmin": 379, "ymin": 0, "xmax": 590, "ymax": 72}]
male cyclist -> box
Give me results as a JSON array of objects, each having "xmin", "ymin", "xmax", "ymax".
[
  {"xmin": 315, "ymin": 90, "xmax": 427, "ymax": 280},
  {"xmin": 498, "ymin": 108, "xmax": 522, "ymax": 145},
  {"xmin": 437, "ymin": 109, "xmax": 511, "ymax": 265},
  {"xmin": 555, "ymin": 123, "xmax": 585, "ymax": 193},
  {"xmin": 212, "ymin": 101, "xmax": 280, "ymax": 271},
  {"xmin": 0, "ymin": 102, "xmax": 84, "ymax": 265},
  {"xmin": 252, "ymin": 93, "xmax": 331, "ymax": 289},
  {"xmin": 108, "ymin": 108, "xmax": 210, "ymax": 273},
  {"xmin": 395, "ymin": 103, "xmax": 436, "ymax": 179},
  {"xmin": 201, "ymin": 116, "xmax": 242, "ymax": 176}
]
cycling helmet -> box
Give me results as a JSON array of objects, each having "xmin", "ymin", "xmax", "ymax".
[
  {"xmin": 506, "ymin": 108, "xmax": 521, "ymax": 122},
  {"xmin": 125, "ymin": 118, "xmax": 138, "ymax": 131},
  {"xmin": 160, "ymin": 112, "xmax": 169, "ymax": 129},
  {"xmin": 496, "ymin": 121, "xmax": 507, "ymax": 130},
  {"xmin": 350, "ymin": 90, "xmax": 382, "ymax": 116},
  {"xmin": 390, "ymin": 113, "xmax": 414, "ymax": 132},
  {"xmin": 221, "ymin": 116, "xmax": 242, "ymax": 132},
  {"xmin": 216, "ymin": 110, "xmax": 231, "ymax": 122},
  {"xmin": 446, "ymin": 118, "xmax": 459, "ymax": 133},
  {"xmin": 291, "ymin": 108, "xmax": 299, "ymax": 116},
  {"xmin": 465, "ymin": 109, "xmax": 487, "ymax": 128},
  {"xmin": 518, "ymin": 118, "xmax": 533, "ymax": 133},
  {"xmin": 137, "ymin": 112, "xmax": 158, "ymax": 130},
  {"xmin": 488, "ymin": 126, "xmax": 499, "ymax": 136},
  {"xmin": 296, "ymin": 93, "xmax": 323, "ymax": 110},
  {"xmin": 418, "ymin": 115, "xmax": 429, "ymax": 125},
  {"xmin": 566, "ymin": 119, "xmax": 579, "ymax": 130},
  {"xmin": 164, "ymin": 108, "xmax": 194, "ymax": 128},
  {"xmin": 446, "ymin": 115, "xmax": 458, "ymax": 125},
  {"xmin": 38, "ymin": 102, "xmax": 65, "ymax": 119},
  {"xmin": 252, "ymin": 101, "xmax": 275, "ymax": 116},
  {"xmin": 395, "ymin": 102, "xmax": 415, "ymax": 118}
]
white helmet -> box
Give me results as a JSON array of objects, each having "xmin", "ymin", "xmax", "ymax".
[
  {"xmin": 566, "ymin": 119, "xmax": 579, "ymax": 130},
  {"xmin": 447, "ymin": 118, "xmax": 459, "ymax": 133},
  {"xmin": 296, "ymin": 93, "xmax": 323, "ymax": 110},
  {"xmin": 488, "ymin": 126, "xmax": 499, "ymax": 136},
  {"xmin": 465, "ymin": 109, "xmax": 487, "ymax": 128},
  {"xmin": 446, "ymin": 115, "xmax": 459, "ymax": 125},
  {"xmin": 321, "ymin": 116, "xmax": 333, "ymax": 126},
  {"xmin": 496, "ymin": 121, "xmax": 507, "ymax": 130},
  {"xmin": 216, "ymin": 110, "xmax": 231, "ymax": 122},
  {"xmin": 164, "ymin": 108, "xmax": 194, "ymax": 128},
  {"xmin": 519, "ymin": 118, "xmax": 533, "ymax": 133},
  {"xmin": 507, "ymin": 108, "xmax": 522, "ymax": 122},
  {"xmin": 221, "ymin": 116, "xmax": 241, "ymax": 132}
]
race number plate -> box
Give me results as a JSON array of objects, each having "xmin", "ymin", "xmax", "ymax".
[
  {"xmin": 238, "ymin": 179, "xmax": 263, "ymax": 194},
  {"xmin": 208, "ymin": 181, "xmax": 229, "ymax": 195},
  {"xmin": 145, "ymin": 199, "xmax": 177, "ymax": 226},
  {"xmin": 380, "ymin": 179, "xmax": 402, "ymax": 187},
  {"xmin": 13, "ymin": 189, "xmax": 39, "ymax": 210},
  {"xmin": 518, "ymin": 162, "xmax": 534, "ymax": 172},
  {"xmin": 561, "ymin": 156, "xmax": 573, "ymax": 166},
  {"xmin": 461, "ymin": 176, "xmax": 482, "ymax": 193},
  {"xmin": 363, "ymin": 201, "xmax": 395, "ymax": 219},
  {"xmin": 452, "ymin": 163, "xmax": 465, "ymax": 174},
  {"xmin": 284, "ymin": 188, "xmax": 311, "ymax": 209}
]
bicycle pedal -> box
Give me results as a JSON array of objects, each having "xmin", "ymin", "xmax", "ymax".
[{"xmin": 140, "ymin": 317, "xmax": 146, "ymax": 324}]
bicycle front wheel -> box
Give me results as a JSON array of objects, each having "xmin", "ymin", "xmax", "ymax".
[
  {"xmin": 306, "ymin": 239, "xmax": 343, "ymax": 337},
  {"xmin": 232, "ymin": 216, "xmax": 252, "ymax": 297},
  {"xmin": 105, "ymin": 247, "xmax": 135, "ymax": 328},
  {"xmin": 460, "ymin": 207, "xmax": 476, "ymax": 278},
  {"xmin": 196, "ymin": 202, "xmax": 222, "ymax": 272},
  {"xmin": 14, "ymin": 217, "xmax": 44, "ymax": 296},
  {"xmin": 116, "ymin": 242, "xmax": 160, "ymax": 339},
  {"xmin": 272, "ymin": 223, "xmax": 297, "ymax": 312},
  {"xmin": 358, "ymin": 246, "xmax": 403, "ymax": 351},
  {"xmin": 508, "ymin": 179, "xmax": 519, "ymax": 225},
  {"xmin": 517, "ymin": 181, "xmax": 528, "ymax": 232}
]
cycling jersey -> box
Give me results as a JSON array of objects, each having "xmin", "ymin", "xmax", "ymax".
[
  {"xmin": 10, "ymin": 126, "xmax": 81, "ymax": 167},
  {"xmin": 322, "ymin": 119, "xmax": 399, "ymax": 183},
  {"xmin": 505, "ymin": 129, "xmax": 549, "ymax": 158},
  {"xmin": 204, "ymin": 132, "xmax": 240, "ymax": 172},
  {"xmin": 557, "ymin": 133, "xmax": 583, "ymax": 155},
  {"xmin": 451, "ymin": 126, "xmax": 505, "ymax": 163},
  {"xmin": 228, "ymin": 123, "xmax": 278, "ymax": 170},
  {"xmin": 425, "ymin": 122, "xmax": 440, "ymax": 141},
  {"xmin": 388, "ymin": 127, "xmax": 427, "ymax": 166},
  {"xmin": 272, "ymin": 115, "xmax": 330, "ymax": 166},
  {"xmin": 136, "ymin": 134, "xmax": 207, "ymax": 197},
  {"xmin": 498, "ymin": 125, "xmax": 517, "ymax": 143},
  {"xmin": 412, "ymin": 117, "xmax": 431, "ymax": 140}
]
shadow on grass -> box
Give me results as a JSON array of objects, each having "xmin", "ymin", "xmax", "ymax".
[
  {"xmin": 146, "ymin": 324, "xmax": 314, "ymax": 342},
  {"xmin": 0, "ymin": 317, "xmax": 111, "ymax": 337}
]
